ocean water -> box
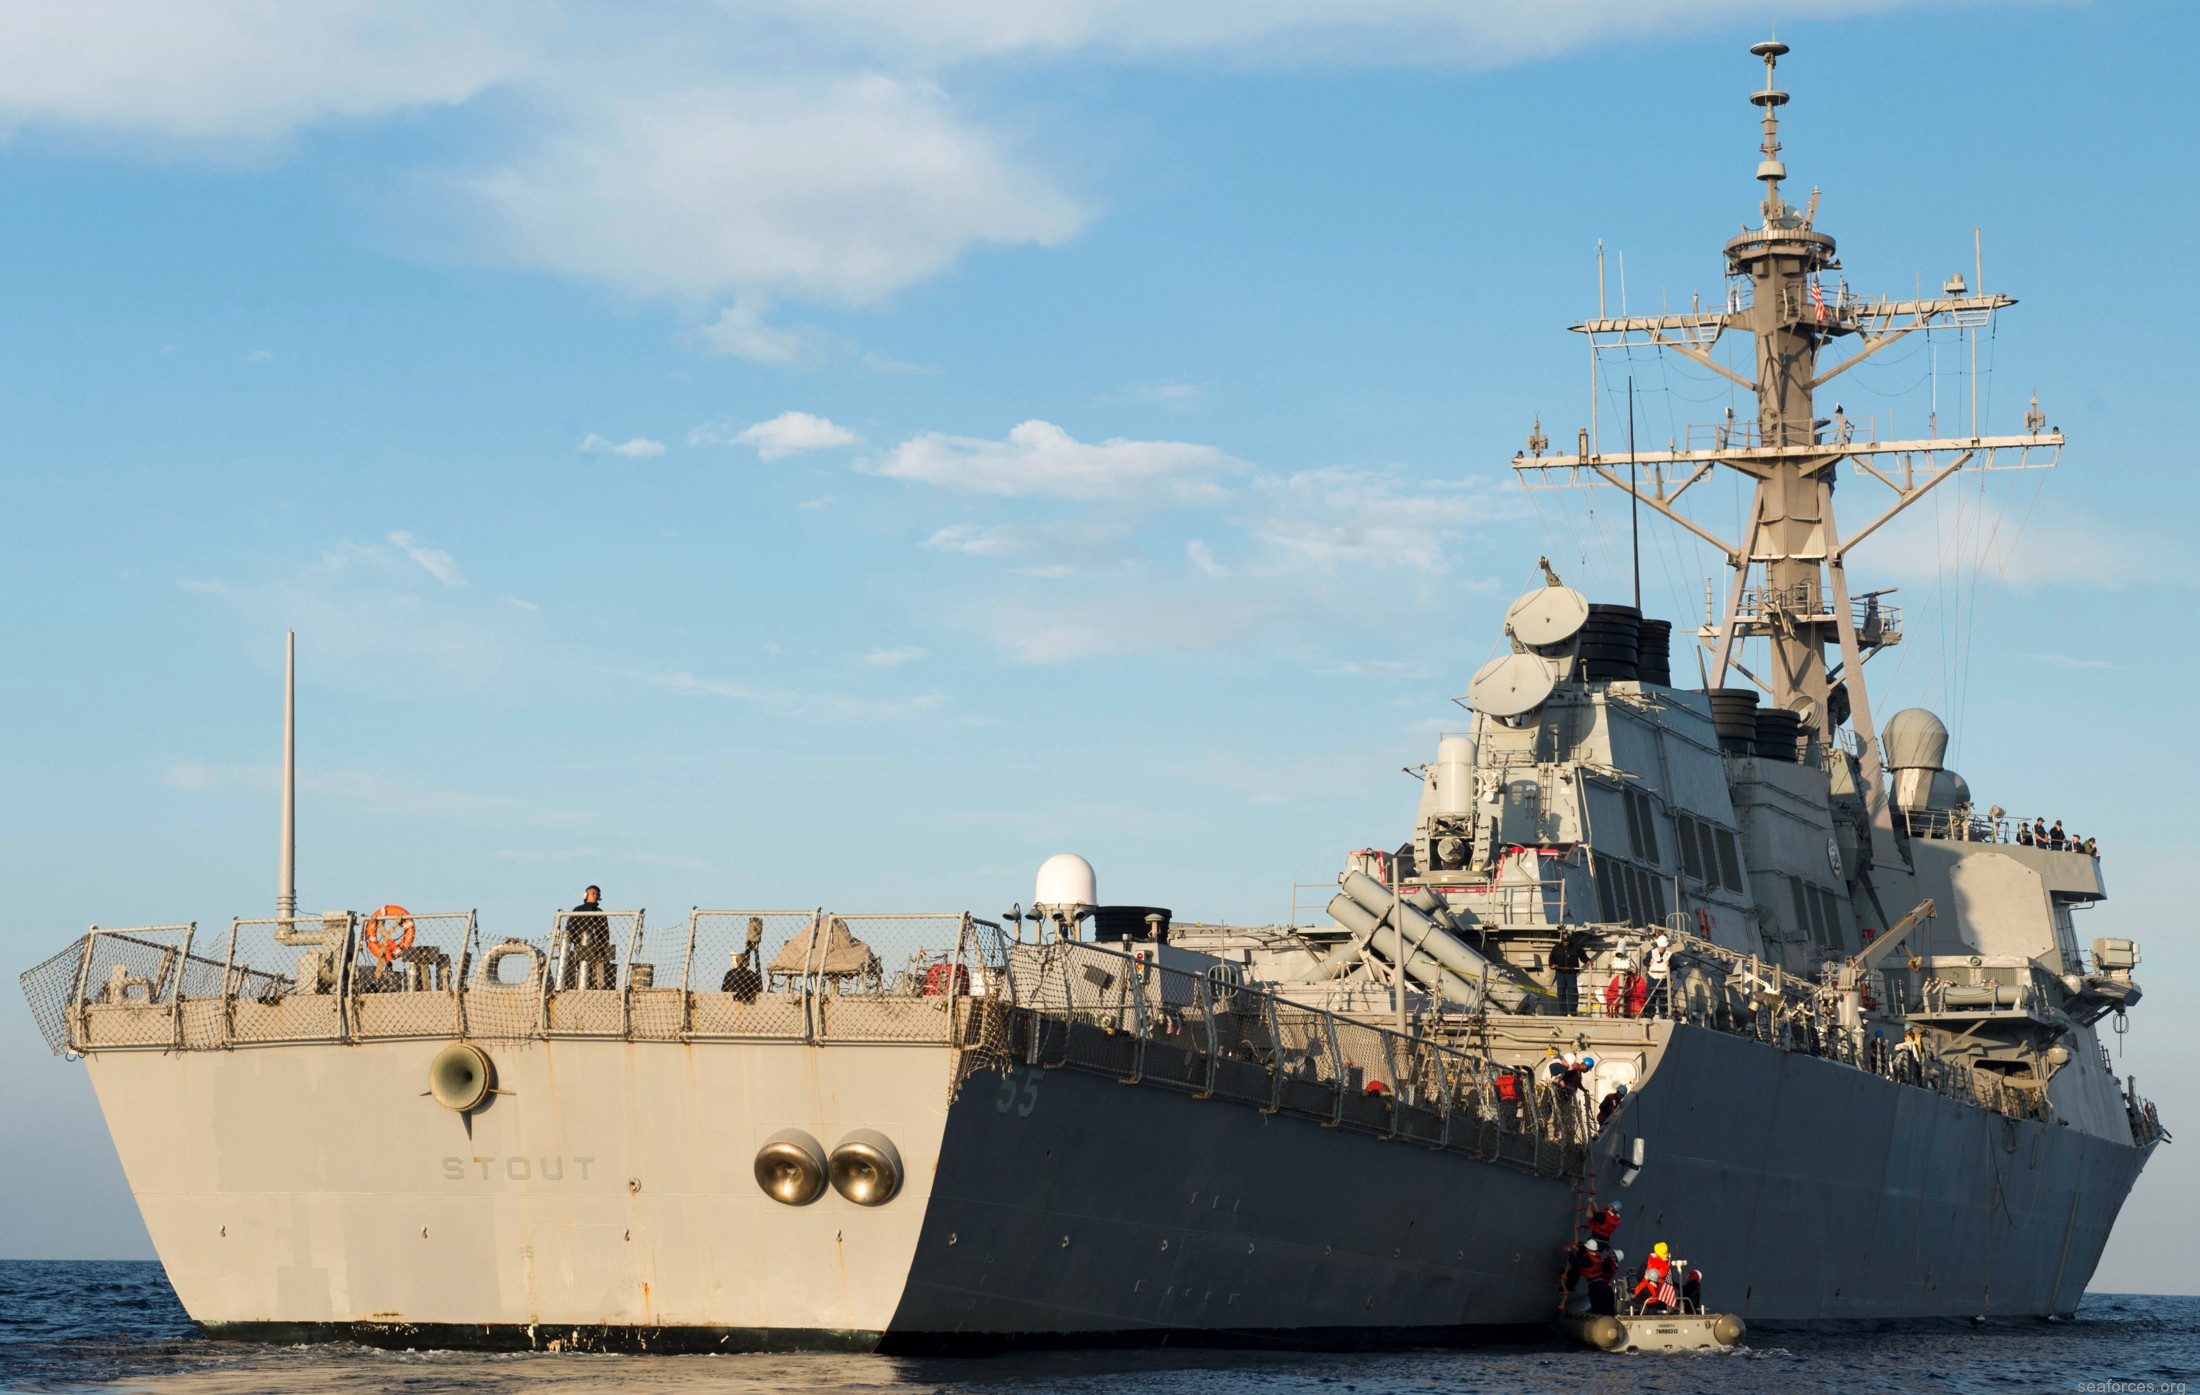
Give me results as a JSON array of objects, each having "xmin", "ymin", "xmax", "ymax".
[{"xmin": 0, "ymin": 1262, "xmax": 2192, "ymax": 1395}]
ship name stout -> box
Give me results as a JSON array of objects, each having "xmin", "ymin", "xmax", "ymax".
[{"xmin": 441, "ymin": 1155, "xmax": 596, "ymax": 1182}]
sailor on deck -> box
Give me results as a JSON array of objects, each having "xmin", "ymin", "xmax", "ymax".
[
  {"xmin": 1551, "ymin": 929, "xmax": 1588, "ymax": 1016},
  {"xmin": 1644, "ymin": 935, "xmax": 1674, "ymax": 1017},
  {"xmin": 1893, "ymin": 1026, "xmax": 1923, "ymax": 1083},
  {"xmin": 563, "ymin": 884, "xmax": 614, "ymax": 990},
  {"xmin": 1605, "ymin": 955, "xmax": 1647, "ymax": 1019}
]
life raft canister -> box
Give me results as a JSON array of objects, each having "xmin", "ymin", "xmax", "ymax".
[
  {"xmin": 362, "ymin": 904, "xmax": 417, "ymax": 962},
  {"xmin": 921, "ymin": 962, "xmax": 970, "ymax": 997}
]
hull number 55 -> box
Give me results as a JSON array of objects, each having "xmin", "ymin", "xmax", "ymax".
[{"xmin": 994, "ymin": 1066, "xmax": 1042, "ymax": 1117}]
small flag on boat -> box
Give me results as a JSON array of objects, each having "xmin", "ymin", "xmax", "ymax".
[
  {"xmin": 1810, "ymin": 278, "xmax": 1826, "ymax": 322},
  {"xmin": 1656, "ymin": 1278, "xmax": 1680, "ymax": 1309}
]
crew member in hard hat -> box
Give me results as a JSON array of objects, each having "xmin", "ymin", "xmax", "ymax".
[
  {"xmin": 1493, "ymin": 1063, "xmax": 1524, "ymax": 1130},
  {"xmin": 1682, "ymin": 1265, "xmax": 1704, "ymax": 1312},
  {"xmin": 1597, "ymin": 1082, "xmax": 1630, "ymax": 1126},
  {"xmin": 1604, "ymin": 954, "xmax": 1647, "ymax": 1019},
  {"xmin": 1590, "ymin": 1248, "xmax": 1622, "ymax": 1316},
  {"xmin": 1562, "ymin": 1237, "xmax": 1598, "ymax": 1297},
  {"xmin": 1633, "ymin": 1241, "xmax": 1676, "ymax": 1312},
  {"xmin": 1586, "ymin": 1201, "xmax": 1622, "ymax": 1241},
  {"xmin": 1644, "ymin": 934, "xmax": 1674, "ymax": 1018}
]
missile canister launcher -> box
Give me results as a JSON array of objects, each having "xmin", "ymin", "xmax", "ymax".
[{"xmin": 18, "ymin": 39, "xmax": 2162, "ymax": 1352}]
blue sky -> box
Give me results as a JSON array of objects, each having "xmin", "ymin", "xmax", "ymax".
[{"xmin": 4, "ymin": 1, "xmax": 2196, "ymax": 1291}]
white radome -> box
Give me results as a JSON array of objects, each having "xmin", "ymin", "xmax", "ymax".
[{"xmin": 1034, "ymin": 853, "xmax": 1097, "ymax": 910}]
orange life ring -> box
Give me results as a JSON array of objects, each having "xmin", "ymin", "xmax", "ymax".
[{"xmin": 362, "ymin": 904, "xmax": 416, "ymax": 962}]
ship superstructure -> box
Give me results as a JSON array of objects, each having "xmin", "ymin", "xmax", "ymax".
[{"xmin": 19, "ymin": 40, "xmax": 2164, "ymax": 1349}]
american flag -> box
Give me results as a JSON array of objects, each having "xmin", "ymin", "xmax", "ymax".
[
  {"xmin": 1810, "ymin": 278, "xmax": 1827, "ymax": 322},
  {"xmin": 1655, "ymin": 1277, "xmax": 1679, "ymax": 1309}
]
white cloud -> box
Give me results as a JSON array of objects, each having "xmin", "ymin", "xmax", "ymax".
[
  {"xmin": 0, "ymin": 2, "xmax": 1950, "ymax": 336},
  {"xmin": 1185, "ymin": 538, "xmax": 1225, "ymax": 576},
  {"xmin": 243, "ymin": 348, "xmax": 274, "ymax": 363},
  {"xmin": 695, "ymin": 410, "xmax": 860, "ymax": 460},
  {"xmin": 466, "ymin": 77, "xmax": 1085, "ymax": 306},
  {"xmin": 923, "ymin": 522, "xmax": 1028, "ymax": 558},
  {"xmin": 498, "ymin": 596, "xmax": 538, "ymax": 611},
  {"xmin": 177, "ymin": 578, "xmax": 226, "ymax": 595},
  {"xmin": 877, "ymin": 419, "xmax": 1238, "ymax": 502},
  {"xmin": 0, "ymin": 1, "xmax": 535, "ymax": 142},
  {"xmin": 2021, "ymin": 653, "xmax": 2113, "ymax": 670},
  {"xmin": 1865, "ymin": 501, "xmax": 2173, "ymax": 591},
  {"xmin": 921, "ymin": 519, "xmax": 1130, "ymax": 573},
  {"xmin": 1240, "ymin": 467, "xmax": 1523, "ymax": 573},
  {"xmin": 725, "ymin": 3, "xmax": 1933, "ymax": 69},
  {"xmin": 386, "ymin": 530, "xmax": 465, "ymax": 586},
  {"xmin": 691, "ymin": 297, "xmax": 841, "ymax": 367},
  {"xmin": 975, "ymin": 589, "xmax": 1280, "ymax": 664},
  {"xmin": 579, "ymin": 433, "xmax": 666, "ymax": 459},
  {"xmin": 197, "ymin": 538, "xmax": 533, "ymax": 689},
  {"xmin": 863, "ymin": 645, "xmax": 929, "ymax": 668}
]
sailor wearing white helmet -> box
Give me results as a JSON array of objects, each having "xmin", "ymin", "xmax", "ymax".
[{"xmin": 1644, "ymin": 933, "xmax": 1674, "ymax": 1018}]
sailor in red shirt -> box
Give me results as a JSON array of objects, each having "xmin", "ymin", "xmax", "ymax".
[
  {"xmin": 1586, "ymin": 1202, "xmax": 1622, "ymax": 1241},
  {"xmin": 1633, "ymin": 1241, "xmax": 1677, "ymax": 1312},
  {"xmin": 1604, "ymin": 955, "xmax": 1649, "ymax": 1018}
]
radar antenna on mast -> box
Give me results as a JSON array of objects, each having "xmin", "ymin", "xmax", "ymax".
[{"xmin": 1507, "ymin": 39, "xmax": 2063, "ymax": 873}]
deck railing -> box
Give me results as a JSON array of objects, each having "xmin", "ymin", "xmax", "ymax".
[{"xmin": 19, "ymin": 912, "xmax": 1588, "ymax": 1177}]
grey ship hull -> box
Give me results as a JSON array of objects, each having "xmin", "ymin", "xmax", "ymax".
[
  {"xmin": 82, "ymin": 1034, "xmax": 1576, "ymax": 1353},
  {"xmin": 85, "ymin": 1024, "xmax": 2144, "ymax": 1351},
  {"xmin": 1602, "ymin": 1023, "xmax": 2149, "ymax": 1324},
  {"xmin": 887, "ymin": 1064, "xmax": 1572, "ymax": 1344}
]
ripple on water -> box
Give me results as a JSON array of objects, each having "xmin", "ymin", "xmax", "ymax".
[{"xmin": 1, "ymin": 1263, "xmax": 2193, "ymax": 1395}]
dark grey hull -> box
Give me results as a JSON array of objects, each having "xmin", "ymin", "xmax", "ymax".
[
  {"xmin": 1600, "ymin": 1024, "xmax": 2151, "ymax": 1322},
  {"xmin": 888, "ymin": 1064, "xmax": 1580, "ymax": 1340}
]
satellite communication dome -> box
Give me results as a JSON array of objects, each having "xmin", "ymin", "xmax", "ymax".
[
  {"xmin": 1926, "ymin": 769, "xmax": 1972, "ymax": 811},
  {"xmin": 1504, "ymin": 586, "xmax": 1590, "ymax": 647},
  {"xmin": 1466, "ymin": 653, "xmax": 1558, "ymax": 719},
  {"xmin": 1034, "ymin": 853, "xmax": 1097, "ymax": 910},
  {"xmin": 1881, "ymin": 708, "xmax": 1949, "ymax": 771}
]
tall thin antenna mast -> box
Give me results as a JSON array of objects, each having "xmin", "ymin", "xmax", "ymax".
[
  {"xmin": 279, "ymin": 630, "xmax": 296, "ymax": 923},
  {"xmin": 1628, "ymin": 378, "xmax": 1641, "ymax": 610},
  {"xmin": 1509, "ymin": 36, "xmax": 2063, "ymax": 878}
]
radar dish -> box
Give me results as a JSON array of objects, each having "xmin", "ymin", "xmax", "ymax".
[
  {"xmin": 1505, "ymin": 586, "xmax": 1590, "ymax": 647},
  {"xmin": 1467, "ymin": 653, "xmax": 1557, "ymax": 718}
]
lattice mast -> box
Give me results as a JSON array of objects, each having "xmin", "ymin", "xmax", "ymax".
[{"xmin": 1512, "ymin": 38, "xmax": 2061, "ymax": 866}]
